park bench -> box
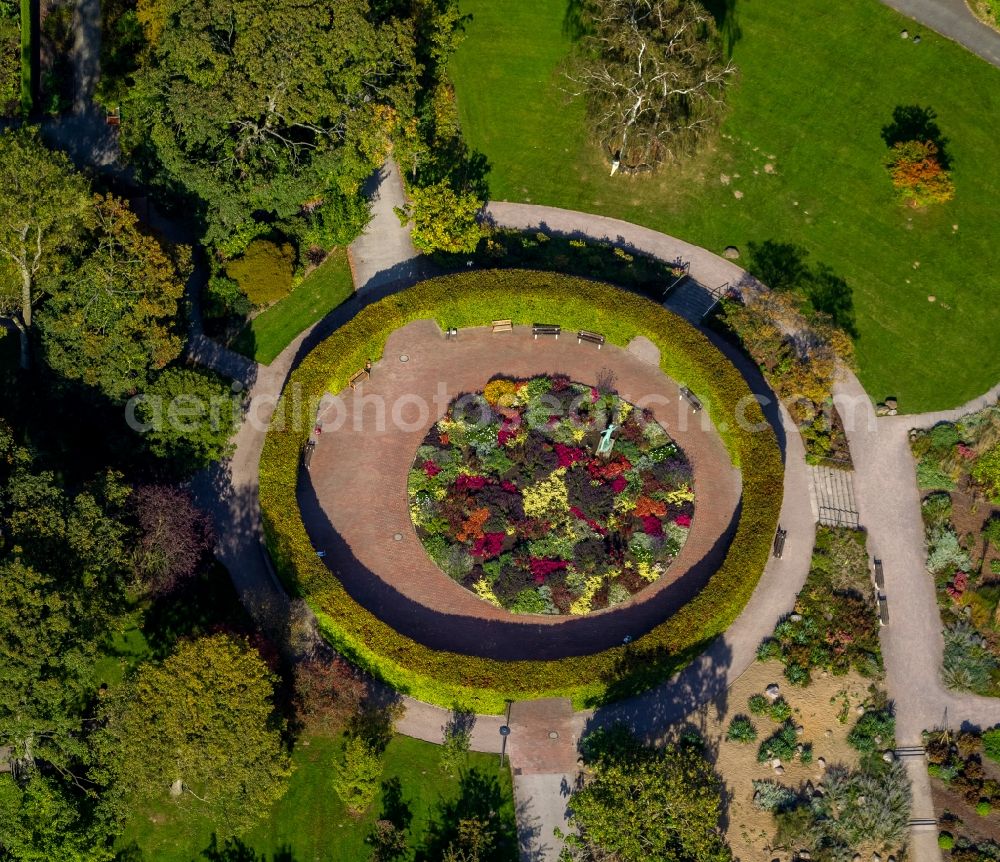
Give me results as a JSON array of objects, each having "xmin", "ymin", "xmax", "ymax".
[
  {"xmin": 878, "ymin": 594, "xmax": 889, "ymax": 626},
  {"xmin": 444, "ymin": 326, "xmax": 458, "ymax": 340},
  {"xmin": 679, "ymin": 386, "xmax": 703, "ymax": 412},
  {"xmin": 348, "ymin": 368, "xmax": 368, "ymax": 390},
  {"xmin": 532, "ymin": 323, "xmax": 561, "ymax": 339},
  {"xmin": 492, "ymin": 319, "xmax": 513, "ymax": 333},
  {"xmin": 302, "ymin": 439, "xmax": 316, "ymax": 469},
  {"xmin": 577, "ymin": 330, "xmax": 605, "ymax": 348},
  {"xmin": 873, "ymin": 558, "xmax": 885, "ymax": 591},
  {"xmin": 773, "ymin": 526, "xmax": 787, "ymax": 559}
]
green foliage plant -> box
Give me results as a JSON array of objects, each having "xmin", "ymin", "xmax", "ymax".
[
  {"xmin": 224, "ymin": 238, "xmax": 296, "ymax": 307},
  {"xmin": 258, "ymin": 270, "xmax": 784, "ymax": 712},
  {"xmin": 984, "ymin": 727, "xmax": 1000, "ymax": 764},
  {"xmin": 726, "ymin": 715, "xmax": 757, "ymax": 744}
]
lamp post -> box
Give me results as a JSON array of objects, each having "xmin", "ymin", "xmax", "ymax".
[{"xmin": 499, "ymin": 699, "xmax": 513, "ymax": 767}]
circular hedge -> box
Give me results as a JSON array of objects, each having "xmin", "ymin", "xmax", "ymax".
[
  {"xmin": 259, "ymin": 270, "xmax": 783, "ymax": 712},
  {"xmin": 408, "ymin": 375, "xmax": 694, "ymax": 615}
]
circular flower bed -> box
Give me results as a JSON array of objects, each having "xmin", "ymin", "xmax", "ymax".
[{"xmin": 408, "ymin": 375, "xmax": 694, "ymax": 615}]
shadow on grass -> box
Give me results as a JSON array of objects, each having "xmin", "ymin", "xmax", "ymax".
[
  {"xmin": 880, "ymin": 104, "xmax": 952, "ymax": 169},
  {"xmin": 200, "ymin": 835, "xmax": 297, "ymax": 861}
]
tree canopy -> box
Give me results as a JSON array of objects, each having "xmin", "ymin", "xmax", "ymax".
[
  {"xmin": 39, "ymin": 195, "xmax": 191, "ymax": 400},
  {"xmin": 561, "ymin": 727, "xmax": 732, "ymax": 862},
  {"xmin": 126, "ymin": 0, "xmax": 420, "ymax": 241},
  {"xmin": 567, "ymin": 0, "xmax": 736, "ymax": 171},
  {"xmin": 0, "ymin": 128, "xmax": 91, "ymax": 368},
  {"xmin": 96, "ymin": 634, "xmax": 291, "ymax": 836}
]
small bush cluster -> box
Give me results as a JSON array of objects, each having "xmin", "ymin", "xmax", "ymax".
[
  {"xmin": 258, "ymin": 270, "xmax": 784, "ymax": 711},
  {"xmin": 915, "ymin": 408, "xmax": 1000, "ymax": 697},
  {"xmin": 752, "ymin": 779, "xmax": 798, "ymax": 813},
  {"xmin": 758, "ymin": 526, "xmax": 882, "ymax": 685},
  {"xmin": 926, "ymin": 727, "xmax": 1000, "ymax": 811},
  {"xmin": 726, "ymin": 715, "xmax": 757, "ymax": 743},
  {"xmin": 885, "ymin": 139, "xmax": 955, "ymax": 207}
]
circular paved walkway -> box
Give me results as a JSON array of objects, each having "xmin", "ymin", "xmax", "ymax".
[{"xmin": 300, "ymin": 320, "xmax": 741, "ymax": 660}]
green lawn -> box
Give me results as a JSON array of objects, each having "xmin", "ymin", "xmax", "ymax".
[
  {"xmin": 119, "ymin": 734, "xmax": 516, "ymax": 861},
  {"xmin": 233, "ymin": 247, "xmax": 355, "ymax": 366},
  {"xmin": 450, "ymin": 0, "xmax": 1000, "ymax": 412}
]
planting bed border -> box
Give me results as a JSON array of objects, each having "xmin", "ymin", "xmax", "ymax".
[{"xmin": 259, "ymin": 270, "xmax": 784, "ymax": 712}]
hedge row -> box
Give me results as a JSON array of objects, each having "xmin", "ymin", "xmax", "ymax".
[{"xmin": 259, "ymin": 270, "xmax": 784, "ymax": 712}]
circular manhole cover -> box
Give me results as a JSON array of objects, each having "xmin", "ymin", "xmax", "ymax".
[
  {"xmin": 548, "ymin": 731, "xmax": 560, "ymax": 740},
  {"xmin": 399, "ymin": 354, "xmax": 409, "ymax": 363}
]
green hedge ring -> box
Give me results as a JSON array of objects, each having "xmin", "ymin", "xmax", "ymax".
[{"xmin": 259, "ymin": 270, "xmax": 784, "ymax": 712}]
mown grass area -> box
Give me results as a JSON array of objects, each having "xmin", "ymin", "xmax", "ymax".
[
  {"xmin": 119, "ymin": 734, "xmax": 517, "ymax": 862},
  {"xmin": 233, "ymin": 247, "xmax": 354, "ymax": 365},
  {"xmin": 450, "ymin": 0, "xmax": 1000, "ymax": 412}
]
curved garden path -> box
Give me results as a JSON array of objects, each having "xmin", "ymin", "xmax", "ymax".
[{"xmin": 879, "ymin": 0, "xmax": 1000, "ymax": 67}]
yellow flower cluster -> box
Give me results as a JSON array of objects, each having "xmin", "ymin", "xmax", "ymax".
[
  {"xmin": 473, "ymin": 578, "xmax": 502, "ymax": 607},
  {"xmin": 570, "ymin": 574, "xmax": 608, "ymax": 616},
  {"xmin": 637, "ymin": 561, "xmax": 664, "ymax": 583},
  {"xmin": 483, "ymin": 378, "xmax": 518, "ymax": 407},
  {"xmin": 522, "ymin": 468, "xmax": 569, "ymax": 519},
  {"xmin": 661, "ymin": 483, "xmax": 695, "ymax": 504}
]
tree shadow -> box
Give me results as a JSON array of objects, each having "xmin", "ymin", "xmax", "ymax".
[
  {"xmin": 379, "ymin": 777, "xmax": 413, "ymax": 831},
  {"xmin": 701, "ymin": 0, "xmax": 742, "ymax": 57},
  {"xmin": 562, "ymin": 0, "xmax": 588, "ymax": 41},
  {"xmin": 200, "ymin": 835, "xmax": 297, "ymax": 862},
  {"xmin": 416, "ymin": 767, "xmax": 519, "ymax": 862},
  {"xmin": 880, "ymin": 105, "xmax": 951, "ymax": 169}
]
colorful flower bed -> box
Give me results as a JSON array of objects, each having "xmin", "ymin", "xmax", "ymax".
[{"xmin": 409, "ymin": 375, "xmax": 694, "ymax": 615}]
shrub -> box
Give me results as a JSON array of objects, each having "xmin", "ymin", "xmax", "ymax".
[
  {"xmin": 224, "ymin": 238, "xmax": 296, "ymax": 307},
  {"xmin": 977, "ymin": 800, "xmax": 992, "ymax": 817},
  {"xmin": 939, "ymin": 832, "xmax": 954, "ymax": 850},
  {"xmin": 769, "ymin": 697, "xmax": 793, "ymax": 723},
  {"xmin": 927, "ymin": 526, "xmax": 972, "ymax": 575},
  {"xmin": 984, "ymin": 727, "xmax": 1000, "ymax": 764},
  {"xmin": 748, "ymin": 694, "xmax": 770, "ymax": 716},
  {"xmin": 983, "ymin": 516, "xmax": 1000, "ymax": 553},
  {"xmin": 258, "ymin": 270, "xmax": 784, "ymax": 711},
  {"xmin": 333, "ymin": 735, "xmax": 383, "ymax": 815},
  {"xmin": 972, "ymin": 443, "xmax": 1000, "ymax": 504},
  {"xmin": 752, "ymin": 779, "xmax": 798, "ymax": 813},
  {"xmin": 942, "ymin": 621, "xmax": 999, "ymax": 693},
  {"xmin": 726, "ymin": 715, "xmax": 757, "ymax": 743},
  {"xmin": 886, "ymin": 139, "xmax": 955, "ymax": 207},
  {"xmin": 757, "ymin": 722, "xmax": 799, "ymax": 762},
  {"xmin": 848, "ymin": 708, "xmax": 896, "ymax": 753},
  {"xmin": 917, "ymin": 458, "xmax": 958, "ymax": 491}
]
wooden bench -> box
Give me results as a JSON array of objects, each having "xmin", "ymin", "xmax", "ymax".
[
  {"xmin": 532, "ymin": 323, "xmax": 561, "ymax": 339},
  {"xmin": 873, "ymin": 558, "xmax": 885, "ymax": 590},
  {"xmin": 773, "ymin": 526, "xmax": 787, "ymax": 559},
  {"xmin": 577, "ymin": 330, "xmax": 605, "ymax": 348},
  {"xmin": 348, "ymin": 368, "xmax": 368, "ymax": 390},
  {"xmin": 878, "ymin": 594, "xmax": 889, "ymax": 626},
  {"xmin": 679, "ymin": 386, "xmax": 703, "ymax": 412},
  {"xmin": 492, "ymin": 319, "xmax": 513, "ymax": 333}
]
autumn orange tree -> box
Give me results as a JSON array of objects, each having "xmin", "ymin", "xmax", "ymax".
[{"xmin": 885, "ymin": 139, "xmax": 955, "ymax": 207}]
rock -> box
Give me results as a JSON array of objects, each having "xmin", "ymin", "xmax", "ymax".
[
  {"xmin": 900, "ymin": 28, "xmax": 909, "ymax": 38},
  {"xmin": 817, "ymin": 757, "xmax": 827, "ymax": 769},
  {"xmin": 764, "ymin": 163, "xmax": 775, "ymax": 174},
  {"xmin": 170, "ymin": 779, "xmax": 183, "ymax": 797},
  {"xmin": 884, "ymin": 398, "xmax": 897, "ymax": 410},
  {"xmin": 799, "ymin": 852, "xmax": 811, "ymax": 861},
  {"xmin": 883, "ymin": 750, "xmax": 896, "ymax": 763},
  {"xmin": 796, "ymin": 744, "xmax": 804, "ymax": 754},
  {"xmin": 796, "ymin": 726, "xmax": 805, "ymax": 737},
  {"xmin": 856, "ymin": 705, "xmax": 866, "ymax": 716},
  {"xmin": 790, "ymin": 613, "xmax": 803, "ymax": 622},
  {"xmin": 766, "ymin": 684, "xmax": 781, "ymax": 700},
  {"xmin": 720, "ymin": 173, "xmax": 731, "ymax": 185},
  {"xmin": 952, "ymin": 224, "xmax": 958, "ymax": 231},
  {"xmin": 913, "ymin": 34, "xmax": 921, "ymax": 43},
  {"xmin": 774, "ymin": 765, "xmax": 785, "ymax": 775},
  {"xmin": 928, "ymin": 295, "xmax": 936, "ymax": 302},
  {"xmin": 874, "ymin": 735, "xmax": 882, "ymax": 746},
  {"xmin": 853, "ymin": 855, "xmax": 862, "ymax": 862},
  {"xmin": 733, "ymin": 189, "xmax": 744, "ymax": 199},
  {"xmin": 872, "ymin": 854, "xmax": 881, "ymax": 862},
  {"xmin": 723, "ymin": 245, "xmax": 740, "ymax": 259},
  {"xmin": 772, "ymin": 758, "xmax": 782, "ymax": 769},
  {"xmin": 825, "ymin": 729, "xmax": 833, "ymax": 738}
]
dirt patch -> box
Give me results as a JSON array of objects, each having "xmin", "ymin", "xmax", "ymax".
[
  {"xmin": 949, "ymin": 489, "xmax": 1000, "ymax": 576},
  {"xmin": 933, "ymin": 778, "xmax": 1000, "ymax": 846},
  {"xmin": 677, "ymin": 659, "xmax": 876, "ymax": 862}
]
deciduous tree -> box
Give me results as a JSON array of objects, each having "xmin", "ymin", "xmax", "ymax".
[
  {"xmin": 126, "ymin": 0, "xmax": 419, "ymax": 242},
  {"xmin": 0, "ymin": 128, "xmax": 91, "ymax": 368},
  {"xmin": 39, "ymin": 194, "xmax": 190, "ymax": 400},
  {"xmin": 133, "ymin": 484, "xmax": 214, "ymax": 596},
  {"xmin": 396, "ymin": 179, "xmax": 483, "ymax": 254},
  {"xmin": 566, "ymin": 0, "xmax": 736, "ymax": 171},
  {"xmin": 95, "ymin": 634, "xmax": 291, "ymax": 836},
  {"xmin": 561, "ymin": 727, "xmax": 731, "ymax": 862}
]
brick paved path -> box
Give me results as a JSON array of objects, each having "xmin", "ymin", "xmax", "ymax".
[{"xmin": 301, "ymin": 320, "xmax": 741, "ymax": 658}]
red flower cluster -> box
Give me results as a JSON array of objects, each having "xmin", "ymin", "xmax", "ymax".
[
  {"xmin": 569, "ymin": 506, "xmax": 607, "ymax": 535},
  {"xmin": 946, "ymin": 571, "xmax": 968, "ymax": 601},
  {"xmin": 500, "ymin": 480, "xmax": 520, "ymax": 494},
  {"xmin": 555, "ymin": 444, "xmax": 587, "ymax": 468},
  {"xmin": 471, "ymin": 532, "xmax": 505, "ymax": 558},
  {"xmin": 610, "ymin": 476, "xmax": 628, "ymax": 493},
  {"xmin": 674, "ymin": 513, "xmax": 691, "ymax": 528},
  {"xmin": 640, "ymin": 515, "xmax": 664, "ymax": 536},
  {"xmin": 423, "ymin": 460, "xmax": 441, "ymax": 477},
  {"xmin": 588, "ymin": 455, "xmax": 631, "ymax": 481},
  {"xmin": 455, "ymin": 474, "xmax": 488, "ymax": 490},
  {"xmin": 529, "ymin": 558, "xmax": 568, "ymax": 583}
]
